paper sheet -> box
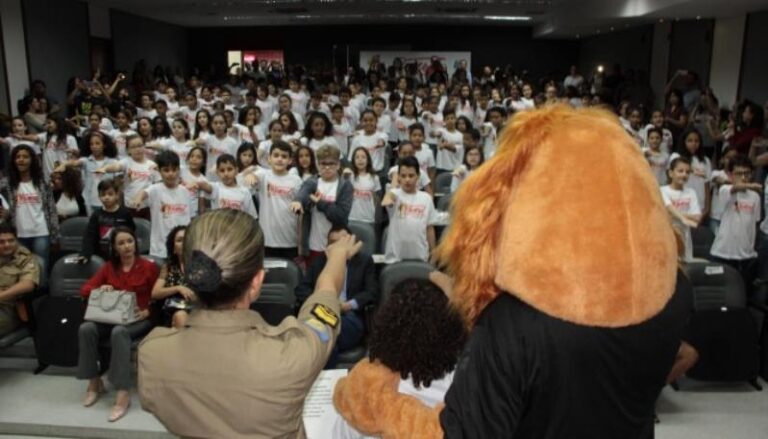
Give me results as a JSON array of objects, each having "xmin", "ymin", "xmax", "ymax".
[{"xmin": 303, "ymin": 369, "xmax": 348, "ymax": 439}]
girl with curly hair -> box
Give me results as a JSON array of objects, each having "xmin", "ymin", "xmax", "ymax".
[{"xmin": 333, "ymin": 278, "xmax": 467, "ymax": 438}]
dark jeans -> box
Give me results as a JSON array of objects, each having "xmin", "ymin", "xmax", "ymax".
[{"xmin": 325, "ymin": 311, "xmax": 364, "ymax": 369}]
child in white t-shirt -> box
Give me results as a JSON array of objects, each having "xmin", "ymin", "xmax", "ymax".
[
  {"xmin": 198, "ymin": 112, "xmax": 237, "ymax": 180},
  {"xmin": 303, "ymin": 112, "xmax": 340, "ymax": 153},
  {"xmin": 146, "ymin": 119, "xmax": 194, "ymax": 168},
  {"xmin": 331, "ymin": 104, "xmax": 353, "ymax": 158},
  {"xmin": 339, "ymin": 87, "xmax": 361, "ymax": 129},
  {"xmin": 709, "ymin": 149, "xmax": 736, "ymax": 235},
  {"xmin": 641, "ymin": 110, "xmax": 674, "ymax": 155},
  {"xmin": 710, "ymin": 155, "xmax": 762, "ymax": 289},
  {"xmin": 669, "ymin": 129, "xmax": 711, "ymax": 219},
  {"xmin": 132, "ymin": 150, "xmax": 191, "ymax": 259},
  {"xmin": 36, "ymin": 117, "xmax": 79, "ymax": 181},
  {"xmin": 96, "ymin": 135, "xmax": 157, "ymax": 219},
  {"xmin": 451, "ymin": 133, "xmax": 484, "ymax": 193},
  {"xmin": 349, "ymin": 110, "xmax": 388, "ymax": 173},
  {"xmin": 345, "ymin": 147, "xmax": 382, "ymax": 225},
  {"xmin": 55, "ymin": 131, "xmax": 118, "ymax": 214},
  {"xmin": 108, "ymin": 110, "xmax": 137, "ymax": 159},
  {"xmin": 435, "ymin": 111, "xmax": 464, "ymax": 175},
  {"xmin": 643, "ymin": 127, "xmax": 670, "ymax": 186},
  {"xmin": 196, "ymin": 154, "xmax": 257, "ymax": 218},
  {"xmin": 258, "ymin": 120, "xmax": 284, "ymax": 169},
  {"xmin": 0, "ymin": 117, "xmax": 40, "ymax": 157},
  {"xmin": 243, "ymin": 141, "xmax": 303, "ymax": 259},
  {"xmin": 387, "ymin": 142, "xmax": 432, "ymax": 195},
  {"xmin": 181, "ymin": 146, "xmax": 209, "ymax": 217},
  {"xmin": 408, "ymin": 123, "xmax": 436, "ymax": 184},
  {"xmin": 482, "ymin": 107, "xmax": 507, "ymax": 159},
  {"xmin": 234, "ymin": 105, "xmax": 266, "ymax": 145},
  {"xmin": 396, "ymin": 99, "xmax": 419, "ymax": 143},
  {"xmin": 419, "ymin": 97, "xmax": 443, "ymax": 147},
  {"xmin": 371, "ymin": 97, "xmax": 392, "ymax": 136},
  {"xmin": 661, "ymin": 157, "xmax": 702, "ymax": 262},
  {"xmin": 382, "ymin": 156, "xmax": 439, "ymax": 263},
  {"xmin": 291, "ymin": 145, "xmax": 353, "ymax": 258}
]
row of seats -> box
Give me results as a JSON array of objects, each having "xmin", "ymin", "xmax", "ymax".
[
  {"xmin": 0, "ymin": 252, "xmax": 435, "ymax": 368},
  {"xmin": 59, "ymin": 217, "xmax": 152, "ymax": 255}
]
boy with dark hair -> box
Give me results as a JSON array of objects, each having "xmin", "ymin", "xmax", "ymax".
[
  {"xmin": 711, "ymin": 154, "xmax": 762, "ymax": 290},
  {"xmin": 81, "ymin": 179, "xmax": 135, "ymax": 261},
  {"xmin": 133, "ymin": 150, "xmax": 191, "ymax": 259},
  {"xmin": 382, "ymin": 156, "xmax": 439, "ymax": 263}
]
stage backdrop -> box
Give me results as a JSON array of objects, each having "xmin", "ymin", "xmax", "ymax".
[{"xmin": 359, "ymin": 51, "xmax": 471, "ymax": 76}]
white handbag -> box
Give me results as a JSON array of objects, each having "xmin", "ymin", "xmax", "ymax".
[{"xmin": 84, "ymin": 288, "xmax": 140, "ymax": 325}]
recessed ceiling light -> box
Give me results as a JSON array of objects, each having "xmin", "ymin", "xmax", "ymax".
[
  {"xmin": 610, "ymin": 26, "xmax": 614, "ymax": 31},
  {"xmin": 483, "ymin": 15, "xmax": 531, "ymax": 21}
]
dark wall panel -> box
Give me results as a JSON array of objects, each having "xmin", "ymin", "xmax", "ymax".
[
  {"xmin": 740, "ymin": 11, "xmax": 768, "ymax": 105},
  {"xmin": 578, "ymin": 26, "xmax": 654, "ymax": 78},
  {"xmin": 111, "ymin": 11, "xmax": 188, "ymax": 74},
  {"xmin": 23, "ymin": 0, "xmax": 90, "ymax": 106},
  {"xmin": 668, "ymin": 19, "xmax": 714, "ymax": 85}
]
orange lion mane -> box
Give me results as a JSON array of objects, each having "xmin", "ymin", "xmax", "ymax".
[{"xmin": 436, "ymin": 105, "xmax": 677, "ymax": 327}]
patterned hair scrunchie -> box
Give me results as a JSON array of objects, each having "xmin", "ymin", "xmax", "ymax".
[{"xmin": 185, "ymin": 250, "xmax": 222, "ymax": 294}]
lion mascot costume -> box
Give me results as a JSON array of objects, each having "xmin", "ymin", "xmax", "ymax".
[{"xmin": 333, "ymin": 105, "xmax": 689, "ymax": 438}]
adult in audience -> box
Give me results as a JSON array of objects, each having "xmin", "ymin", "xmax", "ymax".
[
  {"xmin": 139, "ymin": 209, "xmax": 362, "ymax": 438},
  {"xmin": 563, "ymin": 65, "xmax": 584, "ymax": 91},
  {"xmin": 333, "ymin": 277, "xmax": 467, "ymax": 438},
  {"xmin": 0, "ymin": 224, "xmax": 40, "ymax": 337},
  {"xmin": 150, "ymin": 225, "xmax": 194, "ymax": 328},
  {"xmin": 77, "ymin": 226, "xmax": 159, "ymax": 422},
  {"xmin": 296, "ymin": 224, "xmax": 379, "ymax": 368}
]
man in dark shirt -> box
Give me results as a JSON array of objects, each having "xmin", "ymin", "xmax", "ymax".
[{"xmin": 296, "ymin": 225, "xmax": 378, "ymax": 368}]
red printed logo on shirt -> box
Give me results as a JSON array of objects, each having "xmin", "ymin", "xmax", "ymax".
[
  {"xmin": 398, "ymin": 202, "xmax": 426, "ymax": 219},
  {"xmin": 128, "ymin": 169, "xmax": 152, "ymax": 182},
  {"xmin": 736, "ymin": 200, "xmax": 755, "ymax": 214},
  {"xmin": 354, "ymin": 189, "xmax": 373, "ymax": 200},
  {"xmin": 161, "ymin": 203, "xmax": 188, "ymax": 217},
  {"xmin": 671, "ymin": 198, "xmax": 691, "ymax": 211},
  {"xmin": 15, "ymin": 192, "xmax": 40, "ymax": 205},
  {"xmin": 219, "ymin": 198, "xmax": 243, "ymax": 210},
  {"xmin": 267, "ymin": 183, "xmax": 294, "ymax": 198}
]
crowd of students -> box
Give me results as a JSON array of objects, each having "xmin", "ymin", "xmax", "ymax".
[{"xmin": 0, "ymin": 58, "xmax": 766, "ymax": 425}]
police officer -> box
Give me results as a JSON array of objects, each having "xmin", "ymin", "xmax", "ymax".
[
  {"xmin": 138, "ymin": 208, "xmax": 361, "ymax": 438},
  {"xmin": 0, "ymin": 223, "xmax": 40, "ymax": 337}
]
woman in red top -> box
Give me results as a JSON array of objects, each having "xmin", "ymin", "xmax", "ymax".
[
  {"xmin": 731, "ymin": 100, "xmax": 765, "ymax": 155},
  {"xmin": 77, "ymin": 226, "xmax": 159, "ymax": 422}
]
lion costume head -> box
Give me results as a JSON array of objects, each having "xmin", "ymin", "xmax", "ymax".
[{"xmin": 437, "ymin": 104, "xmax": 677, "ymax": 327}]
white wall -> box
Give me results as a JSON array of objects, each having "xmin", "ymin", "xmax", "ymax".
[
  {"xmin": 0, "ymin": 0, "xmax": 30, "ymax": 115},
  {"xmin": 709, "ymin": 16, "xmax": 746, "ymax": 109}
]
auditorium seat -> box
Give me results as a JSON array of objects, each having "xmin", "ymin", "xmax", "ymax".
[
  {"xmin": 434, "ymin": 172, "xmax": 452, "ymax": 196},
  {"xmin": 252, "ymin": 258, "xmax": 301, "ymax": 326},
  {"xmin": 691, "ymin": 226, "xmax": 715, "ymax": 260},
  {"xmin": 59, "ymin": 217, "xmax": 90, "ymax": 254},
  {"xmin": 379, "ymin": 260, "xmax": 434, "ymax": 305},
  {"xmin": 683, "ymin": 261, "xmax": 761, "ymax": 389},
  {"xmin": 50, "ymin": 254, "xmax": 105, "ymax": 298},
  {"xmin": 348, "ymin": 221, "xmax": 377, "ymax": 256},
  {"xmin": 134, "ymin": 218, "xmax": 152, "ymax": 255}
]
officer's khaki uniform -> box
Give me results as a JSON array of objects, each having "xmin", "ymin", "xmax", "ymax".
[
  {"xmin": 138, "ymin": 288, "xmax": 340, "ymax": 439},
  {"xmin": 0, "ymin": 246, "xmax": 40, "ymax": 336}
]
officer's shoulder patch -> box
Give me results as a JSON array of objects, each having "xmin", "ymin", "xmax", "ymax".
[{"xmin": 311, "ymin": 303, "xmax": 339, "ymax": 329}]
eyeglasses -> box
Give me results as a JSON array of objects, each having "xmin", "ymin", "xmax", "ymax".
[{"xmin": 319, "ymin": 161, "xmax": 339, "ymax": 168}]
